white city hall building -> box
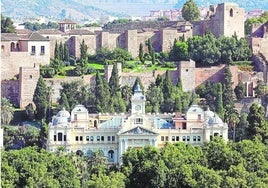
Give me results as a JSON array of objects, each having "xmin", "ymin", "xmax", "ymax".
[{"xmin": 47, "ymin": 84, "xmax": 228, "ymax": 164}]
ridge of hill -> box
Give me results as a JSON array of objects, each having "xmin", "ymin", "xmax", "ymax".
[{"xmin": 1, "ymin": 0, "xmax": 267, "ymax": 22}]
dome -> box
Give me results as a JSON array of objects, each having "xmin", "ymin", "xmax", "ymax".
[
  {"xmin": 56, "ymin": 108, "xmax": 70, "ymax": 118},
  {"xmin": 187, "ymin": 105, "xmax": 204, "ymax": 114},
  {"xmin": 204, "ymin": 107, "xmax": 215, "ymax": 119},
  {"xmin": 208, "ymin": 115, "xmax": 223, "ymax": 125},
  {"xmin": 71, "ymin": 105, "xmax": 88, "ymax": 113},
  {"xmin": 52, "ymin": 108, "xmax": 70, "ymax": 125}
]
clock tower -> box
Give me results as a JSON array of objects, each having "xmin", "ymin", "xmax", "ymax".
[{"xmin": 131, "ymin": 83, "xmax": 146, "ymax": 114}]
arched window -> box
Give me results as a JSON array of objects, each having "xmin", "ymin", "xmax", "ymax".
[
  {"xmin": 1, "ymin": 45, "xmax": 4, "ymax": 52},
  {"xmin": 10, "ymin": 42, "xmax": 15, "ymax": 51},
  {"xmin": 94, "ymin": 120, "xmax": 97, "ymax": 128},
  {"xmin": 230, "ymin": 8, "xmax": 233, "ymax": 17},
  {"xmin": 108, "ymin": 150, "xmax": 114, "ymax": 162},
  {"xmin": 16, "ymin": 43, "xmax": 20, "ymax": 51}
]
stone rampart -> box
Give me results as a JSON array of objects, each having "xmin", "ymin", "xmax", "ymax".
[{"xmin": 1, "ymin": 80, "xmax": 20, "ymax": 106}]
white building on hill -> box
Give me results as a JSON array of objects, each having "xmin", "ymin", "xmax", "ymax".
[{"xmin": 47, "ymin": 83, "xmax": 228, "ymax": 164}]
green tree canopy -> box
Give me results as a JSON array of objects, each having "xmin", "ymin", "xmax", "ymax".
[
  {"xmin": 182, "ymin": 0, "xmax": 200, "ymax": 22},
  {"xmin": 1, "ymin": 98, "xmax": 14, "ymax": 125},
  {"xmin": 33, "ymin": 76, "xmax": 49, "ymax": 120},
  {"xmin": 1, "ymin": 14, "xmax": 15, "ymax": 33}
]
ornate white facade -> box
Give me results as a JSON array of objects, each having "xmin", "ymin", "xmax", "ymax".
[{"xmin": 47, "ymin": 84, "xmax": 228, "ymax": 164}]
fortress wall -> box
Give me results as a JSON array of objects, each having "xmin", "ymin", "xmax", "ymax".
[
  {"xmin": 251, "ymin": 23, "xmax": 264, "ymax": 37},
  {"xmin": 195, "ymin": 65, "xmax": 226, "ymax": 89},
  {"xmin": 1, "ymin": 80, "xmax": 20, "ymax": 106},
  {"xmin": 161, "ymin": 29, "xmax": 179, "ymax": 52},
  {"xmin": 250, "ymin": 37, "xmax": 268, "ymax": 57},
  {"xmin": 137, "ymin": 31, "xmax": 158, "ymax": 53},
  {"xmin": 193, "ymin": 20, "xmax": 210, "ymax": 36},
  {"xmin": 73, "ymin": 35, "xmax": 96, "ymax": 58},
  {"xmin": 1, "ymin": 52, "xmax": 43, "ymax": 80},
  {"xmin": 100, "ymin": 32, "xmax": 121, "ymax": 50},
  {"xmin": 46, "ymin": 35, "xmax": 67, "ymax": 59}
]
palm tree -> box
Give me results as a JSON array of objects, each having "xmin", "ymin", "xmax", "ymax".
[
  {"xmin": 1, "ymin": 97, "xmax": 14, "ymax": 125},
  {"xmin": 225, "ymin": 106, "xmax": 239, "ymax": 142}
]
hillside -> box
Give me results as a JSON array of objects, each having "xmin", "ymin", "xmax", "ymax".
[{"xmin": 1, "ymin": 0, "xmax": 267, "ymax": 22}]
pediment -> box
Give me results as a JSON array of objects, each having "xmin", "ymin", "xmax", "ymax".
[{"xmin": 119, "ymin": 126, "xmax": 158, "ymax": 135}]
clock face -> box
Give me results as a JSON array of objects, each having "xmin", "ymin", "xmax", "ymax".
[{"xmin": 135, "ymin": 105, "xmax": 141, "ymax": 111}]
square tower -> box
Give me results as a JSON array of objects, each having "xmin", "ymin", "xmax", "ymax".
[
  {"xmin": 178, "ymin": 60, "xmax": 195, "ymax": 92},
  {"xmin": 212, "ymin": 2, "xmax": 245, "ymax": 38}
]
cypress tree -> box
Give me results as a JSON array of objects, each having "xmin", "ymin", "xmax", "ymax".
[
  {"xmin": 108, "ymin": 63, "xmax": 126, "ymax": 113},
  {"xmin": 54, "ymin": 42, "xmax": 60, "ymax": 60},
  {"xmin": 94, "ymin": 71, "xmax": 111, "ymax": 113},
  {"xmin": 63, "ymin": 43, "xmax": 70, "ymax": 62},
  {"xmin": 146, "ymin": 39, "xmax": 155, "ymax": 65},
  {"xmin": 33, "ymin": 76, "xmax": 48, "ymax": 120},
  {"xmin": 80, "ymin": 39, "xmax": 88, "ymax": 60},
  {"xmin": 215, "ymin": 83, "xmax": 224, "ymax": 118},
  {"xmin": 222, "ymin": 66, "xmax": 235, "ymax": 120},
  {"xmin": 161, "ymin": 71, "xmax": 175, "ymax": 112},
  {"xmin": 109, "ymin": 63, "xmax": 120, "ymax": 97},
  {"xmin": 155, "ymin": 74, "xmax": 163, "ymax": 88},
  {"xmin": 162, "ymin": 71, "xmax": 173, "ymax": 99},
  {"xmin": 176, "ymin": 77, "xmax": 183, "ymax": 92},
  {"xmin": 139, "ymin": 43, "xmax": 145, "ymax": 64},
  {"xmin": 59, "ymin": 42, "xmax": 64, "ymax": 61},
  {"xmin": 59, "ymin": 92, "xmax": 70, "ymax": 112}
]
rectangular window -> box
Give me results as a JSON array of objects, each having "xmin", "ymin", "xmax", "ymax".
[
  {"xmin": 31, "ymin": 46, "xmax": 36, "ymax": 55},
  {"xmin": 134, "ymin": 118, "xmax": 143, "ymax": 124},
  {"xmin": 86, "ymin": 136, "xmax": 90, "ymax": 141},
  {"xmin": 161, "ymin": 136, "xmax": 164, "ymax": 141},
  {"xmin": 165, "ymin": 136, "xmax": 169, "ymax": 141},
  {"xmin": 193, "ymin": 136, "xmax": 197, "ymax": 142},
  {"xmin": 182, "ymin": 136, "xmax": 186, "ymax": 142},
  {"xmin": 101, "ymin": 136, "xmax": 104, "ymax": 141},
  {"xmin": 176, "ymin": 136, "xmax": 179, "ymax": 141},
  {"xmin": 187, "ymin": 136, "xmax": 190, "ymax": 142},
  {"xmin": 108, "ymin": 136, "xmax": 111, "ymax": 141},
  {"xmin": 172, "ymin": 136, "xmax": 175, "ymax": 141},
  {"xmin": 75, "ymin": 136, "xmax": 79, "ymax": 141},
  {"xmin": 80, "ymin": 136, "xmax": 83, "ymax": 141},
  {"xmin": 197, "ymin": 136, "xmax": 201, "ymax": 142},
  {"xmin": 182, "ymin": 123, "xmax": 187, "ymax": 129},
  {"xmin": 40, "ymin": 46, "xmax": 45, "ymax": 55},
  {"xmin": 90, "ymin": 136, "xmax": 94, "ymax": 141},
  {"xmin": 64, "ymin": 135, "xmax": 66, "ymax": 141},
  {"xmin": 112, "ymin": 136, "xmax": 115, "ymax": 141},
  {"xmin": 97, "ymin": 136, "xmax": 100, "ymax": 141},
  {"xmin": 58, "ymin": 133, "xmax": 63, "ymax": 141},
  {"xmin": 54, "ymin": 135, "xmax": 56, "ymax": 141}
]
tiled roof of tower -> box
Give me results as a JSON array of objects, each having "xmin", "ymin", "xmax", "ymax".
[{"xmin": 58, "ymin": 19, "xmax": 76, "ymax": 24}]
